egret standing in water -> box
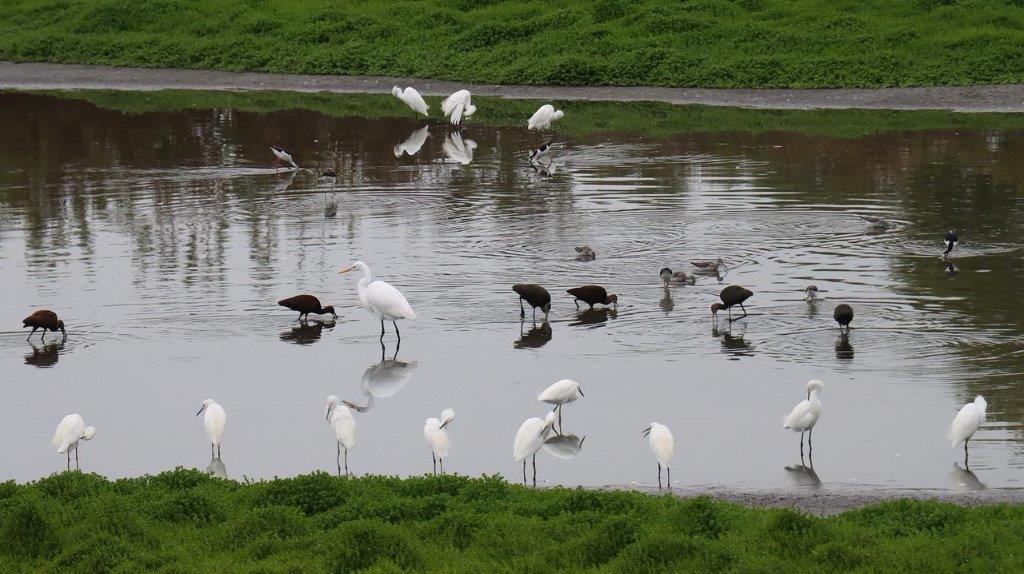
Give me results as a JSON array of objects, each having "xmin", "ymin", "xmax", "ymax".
[
  {"xmin": 339, "ymin": 261, "xmax": 416, "ymax": 343},
  {"xmin": 326, "ymin": 395, "xmax": 357, "ymax": 475},
  {"xmin": 537, "ymin": 379, "xmax": 584, "ymax": 427},
  {"xmin": 392, "ymin": 86, "xmax": 429, "ymax": 116},
  {"xmin": 441, "ymin": 89, "xmax": 476, "ymax": 125},
  {"xmin": 949, "ymin": 395, "xmax": 986, "ymax": 466},
  {"xmin": 196, "ymin": 399, "xmax": 226, "ymax": 458},
  {"xmin": 783, "ymin": 380, "xmax": 823, "ymax": 457},
  {"xmin": 528, "ymin": 104, "xmax": 564, "ymax": 130},
  {"xmin": 642, "ymin": 423, "xmax": 674, "ymax": 489},
  {"xmin": 513, "ymin": 412, "xmax": 557, "ymax": 486},
  {"xmin": 52, "ymin": 414, "xmax": 95, "ymax": 470},
  {"xmin": 423, "ymin": 408, "xmax": 455, "ymax": 474},
  {"xmin": 944, "ymin": 230, "xmax": 959, "ymax": 258}
]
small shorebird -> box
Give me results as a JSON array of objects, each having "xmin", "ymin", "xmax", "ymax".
[
  {"xmin": 660, "ymin": 268, "xmax": 695, "ymax": 285},
  {"xmin": 529, "ymin": 141, "xmax": 556, "ymax": 164},
  {"xmin": 269, "ymin": 145, "xmax": 297, "ymax": 169},
  {"xmin": 804, "ymin": 285, "xmax": 821, "ymax": 301},
  {"xmin": 692, "ymin": 258, "xmax": 726, "ymax": 273},
  {"xmin": 944, "ymin": 230, "xmax": 959, "ymax": 258},
  {"xmin": 575, "ymin": 245, "xmax": 596, "ymax": 260}
]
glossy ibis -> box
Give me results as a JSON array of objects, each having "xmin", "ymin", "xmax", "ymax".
[
  {"xmin": 833, "ymin": 304, "xmax": 854, "ymax": 333},
  {"xmin": 711, "ymin": 285, "xmax": 753, "ymax": 322},
  {"xmin": 783, "ymin": 380, "xmax": 824, "ymax": 457},
  {"xmin": 278, "ymin": 295, "xmax": 337, "ymax": 321},
  {"xmin": 23, "ymin": 310, "xmax": 66, "ymax": 341},
  {"xmin": 339, "ymin": 261, "xmax": 415, "ymax": 342},
  {"xmin": 512, "ymin": 284, "xmax": 551, "ymax": 319},
  {"xmin": 567, "ymin": 285, "xmax": 617, "ymax": 309},
  {"xmin": 944, "ymin": 230, "xmax": 959, "ymax": 258}
]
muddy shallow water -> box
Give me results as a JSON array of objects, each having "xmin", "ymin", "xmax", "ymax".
[{"xmin": 1, "ymin": 91, "xmax": 1022, "ymax": 490}]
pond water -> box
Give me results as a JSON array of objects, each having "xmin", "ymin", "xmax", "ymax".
[{"xmin": 1, "ymin": 91, "xmax": 1023, "ymax": 490}]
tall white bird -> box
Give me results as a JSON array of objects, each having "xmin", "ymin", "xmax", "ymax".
[
  {"xmin": 339, "ymin": 261, "xmax": 416, "ymax": 342},
  {"xmin": 513, "ymin": 411, "xmax": 557, "ymax": 485},
  {"xmin": 948, "ymin": 395, "xmax": 987, "ymax": 464},
  {"xmin": 442, "ymin": 132, "xmax": 477, "ymax": 165},
  {"xmin": 441, "ymin": 89, "xmax": 476, "ymax": 125},
  {"xmin": 642, "ymin": 422, "xmax": 674, "ymax": 489},
  {"xmin": 392, "ymin": 86, "xmax": 429, "ymax": 116},
  {"xmin": 537, "ymin": 379, "xmax": 584, "ymax": 427},
  {"xmin": 423, "ymin": 407, "xmax": 455, "ymax": 474},
  {"xmin": 196, "ymin": 399, "xmax": 226, "ymax": 458},
  {"xmin": 782, "ymin": 380, "xmax": 824, "ymax": 456},
  {"xmin": 52, "ymin": 413, "xmax": 96, "ymax": 470},
  {"xmin": 326, "ymin": 395, "xmax": 357, "ymax": 475},
  {"xmin": 268, "ymin": 145, "xmax": 297, "ymax": 169},
  {"xmin": 394, "ymin": 126, "xmax": 429, "ymax": 157},
  {"xmin": 528, "ymin": 104, "xmax": 565, "ymax": 130}
]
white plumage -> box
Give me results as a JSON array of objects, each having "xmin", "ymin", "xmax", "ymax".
[
  {"xmin": 52, "ymin": 413, "xmax": 96, "ymax": 469},
  {"xmin": 528, "ymin": 104, "xmax": 565, "ymax": 130},
  {"xmin": 392, "ymin": 86, "xmax": 429, "ymax": 116},
  {"xmin": 196, "ymin": 399, "xmax": 226, "ymax": 457},
  {"xmin": 326, "ymin": 395, "xmax": 357, "ymax": 474},
  {"xmin": 948, "ymin": 395, "xmax": 986, "ymax": 448},
  {"xmin": 642, "ymin": 422, "xmax": 674, "ymax": 488},
  {"xmin": 269, "ymin": 145, "xmax": 297, "ymax": 169},
  {"xmin": 340, "ymin": 261, "xmax": 415, "ymax": 341},
  {"xmin": 513, "ymin": 411, "xmax": 557, "ymax": 463},
  {"xmin": 394, "ymin": 126, "xmax": 429, "ymax": 157},
  {"xmin": 424, "ymin": 407, "xmax": 455, "ymax": 473},
  {"xmin": 537, "ymin": 379, "xmax": 584, "ymax": 406},
  {"xmin": 783, "ymin": 380, "xmax": 823, "ymax": 432},
  {"xmin": 442, "ymin": 132, "xmax": 477, "ymax": 165},
  {"xmin": 441, "ymin": 89, "xmax": 476, "ymax": 125}
]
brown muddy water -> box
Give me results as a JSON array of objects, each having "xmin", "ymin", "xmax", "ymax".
[{"xmin": 0, "ymin": 91, "xmax": 1022, "ymax": 490}]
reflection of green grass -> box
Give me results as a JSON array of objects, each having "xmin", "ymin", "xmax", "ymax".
[
  {"xmin": 1, "ymin": 470, "xmax": 1022, "ymax": 571},
  {"xmin": 2, "ymin": 0, "xmax": 1024, "ymax": 89},
  {"xmin": 19, "ymin": 89, "xmax": 1024, "ymax": 139}
]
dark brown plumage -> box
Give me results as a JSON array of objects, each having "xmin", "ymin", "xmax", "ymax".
[
  {"xmin": 711, "ymin": 285, "xmax": 753, "ymax": 322},
  {"xmin": 567, "ymin": 285, "xmax": 618, "ymax": 310},
  {"xmin": 23, "ymin": 310, "xmax": 66, "ymax": 341},
  {"xmin": 278, "ymin": 295, "xmax": 337, "ymax": 321},
  {"xmin": 833, "ymin": 304, "xmax": 854, "ymax": 333},
  {"xmin": 512, "ymin": 284, "xmax": 551, "ymax": 319}
]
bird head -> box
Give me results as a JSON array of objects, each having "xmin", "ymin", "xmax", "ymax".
[
  {"xmin": 464, "ymin": 104, "xmax": 477, "ymax": 117},
  {"xmin": 324, "ymin": 395, "xmax": 338, "ymax": 420},
  {"xmin": 196, "ymin": 398, "xmax": 215, "ymax": 417},
  {"xmin": 711, "ymin": 303, "xmax": 725, "ymax": 316},
  {"xmin": 57, "ymin": 320, "xmax": 66, "ymax": 334},
  {"xmin": 542, "ymin": 302, "xmax": 552, "ymax": 314},
  {"xmin": 554, "ymin": 110, "xmax": 565, "ymax": 120},
  {"xmin": 641, "ymin": 425, "xmax": 653, "ymax": 437},
  {"xmin": 607, "ymin": 294, "xmax": 618, "ymax": 308},
  {"xmin": 806, "ymin": 380, "xmax": 824, "ymax": 398},
  {"xmin": 659, "ymin": 268, "xmax": 673, "ymax": 283},
  {"xmin": 82, "ymin": 426, "xmax": 96, "ymax": 441},
  {"xmin": 338, "ymin": 261, "xmax": 367, "ymax": 275},
  {"xmin": 322, "ymin": 306, "xmax": 337, "ymax": 319},
  {"xmin": 392, "ymin": 86, "xmax": 402, "ymax": 97}
]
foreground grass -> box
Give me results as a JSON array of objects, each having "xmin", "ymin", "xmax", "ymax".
[
  {"xmin": 0, "ymin": 470, "xmax": 1022, "ymax": 572},
  {"xmin": 3, "ymin": 0, "xmax": 1024, "ymax": 89}
]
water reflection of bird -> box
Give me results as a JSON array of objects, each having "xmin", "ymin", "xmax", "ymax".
[
  {"xmin": 25, "ymin": 340, "xmax": 63, "ymax": 367},
  {"xmin": 513, "ymin": 284, "xmax": 551, "ymax": 320},
  {"xmin": 711, "ymin": 285, "xmax": 753, "ymax": 323},
  {"xmin": 567, "ymin": 285, "xmax": 617, "ymax": 309},
  {"xmin": 538, "ymin": 379, "xmax": 584, "ymax": 428},
  {"xmin": 718, "ymin": 328, "xmax": 752, "ymax": 356},
  {"xmin": 835, "ymin": 333, "xmax": 854, "ymax": 360},
  {"xmin": 543, "ymin": 433, "xmax": 585, "ymax": 459},
  {"xmin": 196, "ymin": 399, "xmax": 226, "ymax": 458},
  {"xmin": 206, "ymin": 456, "xmax": 227, "ymax": 479},
  {"xmin": 783, "ymin": 380, "xmax": 823, "ymax": 457},
  {"xmin": 642, "ymin": 423, "xmax": 674, "ymax": 489},
  {"xmin": 515, "ymin": 320, "xmax": 552, "ymax": 349},
  {"xmin": 278, "ymin": 294, "xmax": 337, "ymax": 322},
  {"xmin": 574, "ymin": 245, "xmax": 596, "ymax": 261},
  {"xmin": 692, "ymin": 258, "xmax": 726, "ymax": 273},
  {"xmin": 392, "ymin": 86, "xmax": 429, "ymax": 116},
  {"xmin": 659, "ymin": 287, "xmax": 674, "ymax": 313},
  {"xmin": 944, "ymin": 259, "xmax": 959, "ymax": 278},
  {"xmin": 279, "ymin": 321, "xmax": 334, "ymax": 345},
  {"xmin": 273, "ymin": 169, "xmax": 297, "ymax": 192},
  {"xmin": 833, "ymin": 304, "xmax": 853, "ymax": 333},
  {"xmin": 394, "ymin": 126, "xmax": 429, "ymax": 157},
  {"xmin": 441, "ymin": 89, "xmax": 476, "ymax": 125},
  {"xmin": 513, "ymin": 412, "xmax": 557, "ymax": 486},
  {"xmin": 859, "ymin": 215, "xmax": 889, "ymax": 234},
  {"xmin": 326, "ymin": 395, "xmax": 357, "ymax": 475},
  {"xmin": 948, "ymin": 395, "xmax": 986, "ymax": 466},
  {"xmin": 784, "ymin": 463, "xmax": 821, "ymax": 487},
  {"xmin": 943, "ymin": 229, "xmax": 959, "ymax": 258},
  {"xmin": 339, "ymin": 261, "xmax": 416, "ymax": 343},
  {"xmin": 269, "ymin": 145, "xmax": 297, "ymax": 169},
  {"xmin": 52, "ymin": 413, "xmax": 96, "ymax": 471},
  {"xmin": 951, "ymin": 463, "xmax": 985, "ymax": 490},
  {"xmin": 23, "ymin": 309, "xmax": 66, "ymax": 341},
  {"xmin": 442, "ymin": 132, "xmax": 477, "ymax": 165},
  {"xmin": 528, "ymin": 104, "xmax": 564, "ymax": 130},
  {"xmin": 571, "ymin": 308, "xmax": 617, "ymax": 326},
  {"xmin": 530, "ymin": 160, "xmax": 556, "ymax": 176},
  {"xmin": 360, "ymin": 352, "xmax": 418, "ymax": 402},
  {"xmin": 424, "ymin": 408, "xmax": 455, "ymax": 474}
]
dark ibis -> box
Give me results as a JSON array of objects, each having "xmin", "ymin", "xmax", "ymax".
[
  {"xmin": 710, "ymin": 285, "xmax": 753, "ymax": 322},
  {"xmin": 692, "ymin": 258, "xmax": 726, "ymax": 273},
  {"xmin": 512, "ymin": 284, "xmax": 551, "ymax": 319},
  {"xmin": 278, "ymin": 295, "xmax": 337, "ymax": 321},
  {"xmin": 567, "ymin": 285, "xmax": 617, "ymax": 310},
  {"xmin": 23, "ymin": 310, "xmax": 66, "ymax": 341},
  {"xmin": 833, "ymin": 304, "xmax": 854, "ymax": 333},
  {"xmin": 944, "ymin": 230, "xmax": 959, "ymax": 258}
]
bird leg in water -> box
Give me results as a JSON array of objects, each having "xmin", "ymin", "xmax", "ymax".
[
  {"xmin": 799, "ymin": 431, "xmax": 805, "ymax": 457},
  {"xmin": 808, "ymin": 427, "xmax": 813, "ymax": 456},
  {"xmin": 380, "ymin": 320, "xmax": 386, "ymax": 342},
  {"xmin": 218, "ymin": 445, "xmax": 221, "ymax": 458},
  {"xmin": 26, "ymin": 327, "xmax": 37, "ymax": 341},
  {"xmin": 211, "ymin": 443, "xmax": 214, "ymax": 458},
  {"xmin": 520, "ymin": 298, "xmax": 526, "ymax": 318},
  {"xmin": 964, "ymin": 439, "xmax": 970, "ymax": 468},
  {"xmin": 336, "ymin": 442, "xmax": 342, "ymax": 476},
  {"xmin": 66, "ymin": 450, "xmax": 71, "ymax": 471},
  {"xmin": 440, "ymin": 458, "xmax": 444, "ymax": 474},
  {"xmin": 344, "ymin": 449, "xmax": 349, "ymax": 475},
  {"xmin": 75, "ymin": 447, "xmax": 79, "ymax": 470},
  {"xmin": 573, "ymin": 299, "xmax": 580, "ymax": 310},
  {"xmin": 667, "ymin": 466, "xmax": 671, "ymax": 490}
]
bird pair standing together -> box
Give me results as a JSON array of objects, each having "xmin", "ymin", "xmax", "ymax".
[
  {"xmin": 514, "ymin": 379, "xmax": 584, "ymax": 485},
  {"xmin": 391, "ymin": 87, "xmax": 476, "ymax": 126}
]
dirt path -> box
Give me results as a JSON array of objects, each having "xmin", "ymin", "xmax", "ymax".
[{"xmin": 3, "ymin": 61, "xmax": 1024, "ymax": 112}]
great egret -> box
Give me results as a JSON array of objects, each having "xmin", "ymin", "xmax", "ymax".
[
  {"xmin": 394, "ymin": 126, "xmax": 429, "ymax": 157},
  {"xmin": 711, "ymin": 285, "xmax": 753, "ymax": 322},
  {"xmin": 537, "ymin": 379, "xmax": 584, "ymax": 427},
  {"xmin": 567, "ymin": 285, "xmax": 617, "ymax": 310},
  {"xmin": 442, "ymin": 132, "xmax": 477, "ymax": 165},
  {"xmin": 52, "ymin": 414, "xmax": 95, "ymax": 470},
  {"xmin": 528, "ymin": 104, "xmax": 564, "ymax": 130},
  {"xmin": 512, "ymin": 284, "xmax": 551, "ymax": 319},
  {"xmin": 269, "ymin": 145, "xmax": 297, "ymax": 169},
  {"xmin": 642, "ymin": 422, "xmax": 674, "ymax": 489},
  {"xmin": 339, "ymin": 261, "xmax": 416, "ymax": 342},
  {"xmin": 326, "ymin": 395, "xmax": 357, "ymax": 475},
  {"xmin": 196, "ymin": 399, "xmax": 226, "ymax": 458},
  {"xmin": 944, "ymin": 230, "xmax": 959, "ymax": 258},
  {"xmin": 23, "ymin": 310, "xmax": 66, "ymax": 341},
  {"xmin": 949, "ymin": 395, "xmax": 986, "ymax": 465},
  {"xmin": 277, "ymin": 295, "xmax": 337, "ymax": 321},
  {"xmin": 783, "ymin": 380, "xmax": 823, "ymax": 457},
  {"xmin": 392, "ymin": 86, "xmax": 429, "ymax": 116},
  {"xmin": 513, "ymin": 412, "xmax": 557, "ymax": 485},
  {"xmin": 441, "ymin": 89, "xmax": 476, "ymax": 125},
  {"xmin": 833, "ymin": 304, "xmax": 854, "ymax": 333},
  {"xmin": 423, "ymin": 408, "xmax": 455, "ymax": 474}
]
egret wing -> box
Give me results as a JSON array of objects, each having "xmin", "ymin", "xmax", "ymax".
[{"xmin": 365, "ymin": 281, "xmax": 416, "ymax": 320}]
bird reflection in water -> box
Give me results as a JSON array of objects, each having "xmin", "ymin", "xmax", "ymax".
[
  {"xmin": 442, "ymin": 132, "xmax": 477, "ymax": 165},
  {"xmin": 944, "ymin": 259, "xmax": 959, "ymax": 279},
  {"xmin": 206, "ymin": 455, "xmax": 227, "ymax": 479},
  {"xmin": 530, "ymin": 160, "xmax": 556, "ymax": 177},
  {"xmin": 570, "ymin": 308, "xmax": 617, "ymax": 327},
  {"xmin": 784, "ymin": 461, "xmax": 821, "ymax": 488},
  {"xmin": 543, "ymin": 433, "xmax": 585, "ymax": 460},
  {"xmin": 659, "ymin": 287, "xmax": 674, "ymax": 314},
  {"xmin": 835, "ymin": 332, "xmax": 854, "ymax": 360},
  {"xmin": 25, "ymin": 340, "xmax": 64, "ymax": 367},
  {"xmin": 279, "ymin": 320, "xmax": 335, "ymax": 345},
  {"xmin": 273, "ymin": 168, "xmax": 297, "ymax": 193},
  {"xmin": 950, "ymin": 463, "xmax": 985, "ymax": 490},
  {"xmin": 394, "ymin": 126, "xmax": 429, "ymax": 158},
  {"xmin": 515, "ymin": 320, "xmax": 552, "ymax": 349},
  {"xmin": 712, "ymin": 324, "xmax": 753, "ymax": 357},
  {"xmin": 345, "ymin": 343, "xmax": 418, "ymax": 413}
]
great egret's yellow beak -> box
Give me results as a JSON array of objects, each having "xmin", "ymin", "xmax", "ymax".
[{"xmin": 339, "ymin": 266, "xmax": 354, "ymax": 274}]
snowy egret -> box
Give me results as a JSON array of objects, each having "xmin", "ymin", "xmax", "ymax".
[
  {"xmin": 783, "ymin": 380, "xmax": 823, "ymax": 457},
  {"xmin": 567, "ymin": 285, "xmax": 617, "ymax": 310},
  {"xmin": 326, "ymin": 395, "xmax": 357, "ymax": 475},
  {"xmin": 339, "ymin": 261, "xmax": 416, "ymax": 342},
  {"xmin": 394, "ymin": 126, "xmax": 429, "ymax": 157},
  {"xmin": 441, "ymin": 89, "xmax": 476, "ymax": 125},
  {"xmin": 23, "ymin": 310, "xmax": 66, "ymax": 341},
  {"xmin": 711, "ymin": 285, "xmax": 753, "ymax": 322},
  {"xmin": 537, "ymin": 379, "xmax": 584, "ymax": 427},
  {"xmin": 52, "ymin": 414, "xmax": 95, "ymax": 470},
  {"xmin": 528, "ymin": 104, "xmax": 564, "ymax": 130},
  {"xmin": 196, "ymin": 399, "xmax": 226, "ymax": 458},
  {"xmin": 575, "ymin": 245, "xmax": 596, "ymax": 260},
  {"xmin": 642, "ymin": 423, "xmax": 674, "ymax": 489},
  {"xmin": 277, "ymin": 295, "xmax": 337, "ymax": 321},
  {"xmin": 948, "ymin": 395, "xmax": 986, "ymax": 465},
  {"xmin": 392, "ymin": 86, "xmax": 429, "ymax": 116},
  {"xmin": 442, "ymin": 132, "xmax": 477, "ymax": 165},
  {"xmin": 512, "ymin": 284, "xmax": 551, "ymax": 319},
  {"xmin": 513, "ymin": 412, "xmax": 557, "ymax": 485},
  {"xmin": 833, "ymin": 304, "xmax": 854, "ymax": 333},
  {"xmin": 423, "ymin": 408, "xmax": 455, "ymax": 474},
  {"xmin": 944, "ymin": 230, "xmax": 959, "ymax": 258},
  {"xmin": 269, "ymin": 145, "xmax": 297, "ymax": 169}
]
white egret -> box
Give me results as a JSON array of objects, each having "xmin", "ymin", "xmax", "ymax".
[
  {"xmin": 782, "ymin": 380, "xmax": 823, "ymax": 457},
  {"xmin": 52, "ymin": 413, "xmax": 95, "ymax": 470},
  {"xmin": 642, "ymin": 422, "xmax": 674, "ymax": 489},
  {"xmin": 392, "ymin": 86, "xmax": 429, "ymax": 116},
  {"xmin": 441, "ymin": 89, "xmax": 476, "ymax": 125},
  {"xmin": 196, "ymin": 399, "xmax": 226, "ymax": 458},
  {"xmin": 339, "ymin": 261, "xmax": 416, "ymax": 342},
  {"xmin": 528, "ymin": 104, "xmax": 564, "ymax": 130},
  {"xmin": 948, "ymin": 395, "xmax": 986, "ymax": 465},
  {"xmin": 423, "ymin": 408, "xmax": 455, "ymax": 474},
  {"xmin": 394, "ymin": 126, "xmax": 429, "ymax": 157},
  {"xmin": 537, "ymin": 379, "xmax": 584, "ymax": 427},
  {"xmin": 513, "ymin": 411, "xmax": 557, "ymax": 485},
  {"xmin": 268, "ymin": 145, "xmax": 297, "ymax": 169},
  {"xmin": 442, "ymin": 132, "xmax": 477, "ymax": 165},
  {"xmin": 326, "ymin": 395, "xmax": 357, "ymax": 475}
]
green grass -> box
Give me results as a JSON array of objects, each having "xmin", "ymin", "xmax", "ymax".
[
  {"xmin": 1, "ymin": 469, "xmax": 1023, "ymax": 572},
  {"xmin": 3, "ymin": 0, "xmax": 1024, "ymax": 89}
]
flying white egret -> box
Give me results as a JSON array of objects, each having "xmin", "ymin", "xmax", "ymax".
[
  {"xmin": 394, "ymin": 126, "xmax": 429, "ymax": 157},
  {"xmin": 268, "ymin": 145, "xmax": 297, "ymax": 169},
  {"xmin": 392, "ymin": 86, "xmax": 429, "ymax": 116},
  {"xmin": 782, "ymin": 380, "xmax": 823, "ymax": 457},
  {"xmin": 52, "ymin": 413, "xmax": 96, "ymax": 470},
  {"xmin": 442, "ymin": 132, "xmax": 477, "ymax": 165},
  {"xmin": 528, "ymin": 104, "xmax": 565, "ymax": 130},
  {"xmin": 196, "ymin": 399, "xmax": 226, "ymax": 458},
  {"xmin": 537, "ymin": 379, "xmax": 584, "ymax": 427},
  {"xmin": 441, "ymin": 89, "xmax": 476, "ymax": 125},
  {"xmin": 326, "ymin": 395, "xmax": 357, "ymax": 475},
  {"xmin": 339, "ymin": 261, "xmax": 416, "ymax": 342},
  {"xmin": 642, "ymin": 422, "xmax": 674, "ymax": 489},
  {"xmin": 513, "ymin": 411, "xmax": 557, "ymax": 485},
  {"xmin": 423, "ymin": 408, "xmax": 455, "ymax": 474},
  {"xmin": 948, "ymin": 395, "xmax": 986, "ymax": 465}
]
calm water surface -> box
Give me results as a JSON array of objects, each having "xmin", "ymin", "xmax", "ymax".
[{"xmin": 1, "ymin": 92, "xmax": 1023, "ymax": 490}]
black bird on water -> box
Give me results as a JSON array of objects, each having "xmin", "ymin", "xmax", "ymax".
[
  {"xmin": 943, "ymin": 230, "xmax": 959, "ymax": 258},
  {"xmin": 711, "ymin": 285, "xmax": 753, "ymax": 322},
  {"xmin": 278, "ymin": 295, "xmax": 337, "ymax": 321},
  {"xmin": 23, "ymin": 310, "xmax": 66, "ymax": 341},
  {"xmin": 567, "ymin": 285, "xmax": 618, "ymax": 310},
  {"xmin": 512, "ymin": 284, "xmax": 551, "ymax": 319},
  {"xmin": 833, "ymin": 304, "xmax": 854, "ymax": 334}
]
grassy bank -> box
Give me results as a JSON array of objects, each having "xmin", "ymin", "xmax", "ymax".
[
  {"xmin": 3, "ymin": 1, "xmax": 1024, "ymax": 89},
  {"xmin": 1, "ymin": 470, "xmax": 1022, "ymax": 571}
]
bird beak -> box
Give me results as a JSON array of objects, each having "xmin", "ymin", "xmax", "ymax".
[
  {"xmin": 338, "ymin": 266, "xmax": 354, "ymax": 274},
  {"xmin": 196, "ymin": 406, "xmax": 205, "ymax": 417},
  {"xmin": 325, "ymin": 404, "xmax": 334, "ymax": 420},
  {"xmin": 641, "ymin": 426, "xmax": 651, "ymax": 436},
  {"xmin": 342, "ymin": 400, "xmax": 359, "ymax": 411},
  {"xmin": 440, "ymin": 420, "xmax": 450, "ymax": 429},
  {"xmin": 578, "ymin": 388, "xmax": 585, "ymax": 397}
]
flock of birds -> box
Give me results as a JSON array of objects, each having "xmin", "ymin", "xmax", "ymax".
[{"xmin": 31, "ymin": 86, "xmax": 980, "ymax": 487}]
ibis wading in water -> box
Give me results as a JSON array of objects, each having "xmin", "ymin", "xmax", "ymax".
[
  {"xmin": 196, "ymin": 399, "xmax": 226, "ymax": 458},
  {"xmin": 567, "ymin": 285, "xmax": 617, "ymax": 310},
  {"xmin": 513, "ymin": 412, "xmax": 557, "ymax": 486},
  {"xmin": 948, "ymin": 395, "xmax": 986, "ymax": 466},
  {"xmin": 711, "ymin": 285, "xmax": 753, "ymax": 322},
  {"xmin": 391, "ymin": 86, "xmax": 429, "ymax": 116},
  {"xmin": 833, "ymin": 304, "xmax": 854, "ymax": 333},
  {"xmin": 23, "ymin": 309, "xmax": 66, "ymax": 341},
  {"xmin": 513, "ymin": 284, "xmax": 551, "ymax": 320},
  {"xmin": 52, "ymin": 414, "xmax": 95, "ymax": 470},
  {"xmin": 642, "ymin": 422, "xmax": 674, "ymax": 489},
  {"xmin": 278, "ymin": 295, "xmax": 337, "ymax": 321},
  {"xmin": 423, "ymin": 408, "xmax": 455, "ymax": 474},
  {"xmin": 783, "ymin": 380, "xmax": 823, "ymax": 457},
  {"xmin": 339, "ymin": 261, "xmax": 416, "ymax": 342}
]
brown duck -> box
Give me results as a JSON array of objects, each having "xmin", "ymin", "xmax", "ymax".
[{"xmin": 23, "ymin": 310, "xmax": 66, "ymax": 341}]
